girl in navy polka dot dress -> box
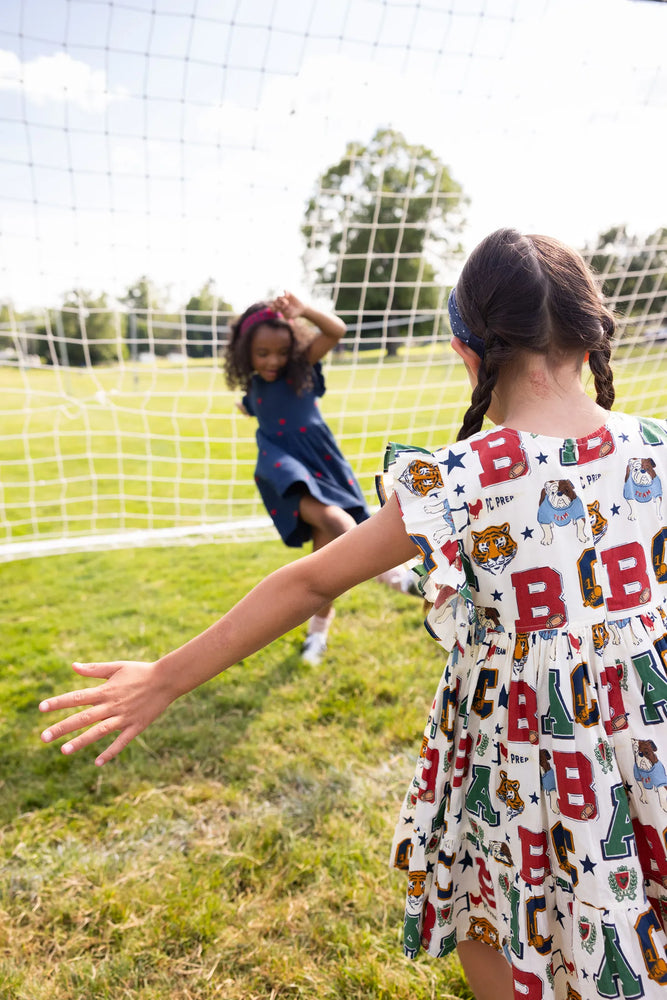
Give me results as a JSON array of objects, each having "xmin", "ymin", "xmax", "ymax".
[{"xmin": 224, "ymin": 292, "xmax": 414, "ymax": 663}]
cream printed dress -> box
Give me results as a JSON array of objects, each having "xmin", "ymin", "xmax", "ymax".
[{"xmin": 378, "ymin": 411, "xmax": 667, "ymax": 999}]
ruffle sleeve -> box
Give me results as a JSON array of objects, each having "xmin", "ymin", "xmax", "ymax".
[
  {"xmin": 241, "ymin": 392, "xmax": 254, "ymax": 416},
  {"xmin": 377, "ymin": 442, "xmax": 473, "ymax": 648}
]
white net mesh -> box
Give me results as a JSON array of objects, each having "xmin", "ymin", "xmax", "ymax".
[{"xmin": 1, "ymin": 0, "xmax": 665, "ymax": 561}]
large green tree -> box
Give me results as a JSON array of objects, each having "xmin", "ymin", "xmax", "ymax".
[
  {"xmin": 183, "ymin": 280, "xmax": 233, "ymax": 358},
  {"xmin": 302, "ymin": 127, "xmax": 466, "ymax": 352}
]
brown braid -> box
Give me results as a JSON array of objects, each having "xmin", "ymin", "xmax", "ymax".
[
  {"xmin": 456, "ymin": 335, "xmax": 512, "ymax": 440},
  {"xmin": 588, "ymin": 312, "xmax": 616, "ymax": 409},
  {"xmin": 457, "ymin": 362, "xmax": 498, "ymax": 440}
]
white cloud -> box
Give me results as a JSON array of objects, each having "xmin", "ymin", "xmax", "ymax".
[{"xmin": 0, "ymin": 50, "xmax": 126, "ymax": 113}]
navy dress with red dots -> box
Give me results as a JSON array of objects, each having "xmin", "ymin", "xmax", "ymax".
[{"xmin": 242, "ymin": 361, "xmax": 369, "ymax": 547}]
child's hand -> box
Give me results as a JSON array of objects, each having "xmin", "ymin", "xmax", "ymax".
[
  {"xmin": 39, "ymin": 660, "xmax": 174, "ymax": 767},
  {"xmin": 273, "ymin": 291, "xmax": 305, "ymax": 320}
]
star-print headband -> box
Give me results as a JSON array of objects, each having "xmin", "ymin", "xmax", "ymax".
[
  {"xmin": 239, "ymin": 307, "xmax": 286, "ymax": 338},
  {"xmin": 448, "ymin": 286, "xmax": 485, "ymax": 360}
]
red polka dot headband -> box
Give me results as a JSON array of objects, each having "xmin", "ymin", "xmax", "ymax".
[{"xmin": 239, "ymin": 307, "xmax": 286, "ymax": 337}]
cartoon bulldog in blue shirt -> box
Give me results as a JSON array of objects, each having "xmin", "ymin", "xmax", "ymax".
[
  {"xmin": 632, "ymin": 738, "xmax": 667, "ymax": 812},
  {"xmin": 537, "ymin": 479, "xmax": 588, "ymax": 545},
  {"xmin": 624, "ymin": 458, "xmax": 663, "ymax": 521}
]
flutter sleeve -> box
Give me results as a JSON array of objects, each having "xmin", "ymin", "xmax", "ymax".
[
  {"xmin": 377, "ymin": 442, "xmax": 473, "ymax": 648},
  {"xmin": 241, "ymin": 393, "xmax": 255, "ymax": 416}
]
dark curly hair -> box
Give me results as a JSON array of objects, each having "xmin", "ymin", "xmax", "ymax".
[
  {"xmin": 223, "ymin": 302, "xmax": 314, "ymax": 395},
  {"xmin": 454, "ymin": 228, "xmax": 616, "ymax": 441}
]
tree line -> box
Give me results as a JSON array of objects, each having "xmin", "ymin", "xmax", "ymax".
[{"xmin": 2, "ymin": 128, "xmax": 665, "ymax": 366}]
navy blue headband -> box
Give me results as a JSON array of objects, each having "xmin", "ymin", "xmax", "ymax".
[{"xmin": 448, "ymin": 287, "xmax": 485, "ymax": 360}]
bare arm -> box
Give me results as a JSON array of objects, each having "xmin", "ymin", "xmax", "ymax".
[
  {"xmin": 40, "ymin": 495, "xmax": 419, "ymax": 766},
  {"xmin": 273, "ymin": 291, "xmax": 346, "ymax": 365}
]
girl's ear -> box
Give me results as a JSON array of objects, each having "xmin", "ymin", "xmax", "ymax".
[{"xmin": 451, "ymin": 335, "xmax": 482, "ymax": 380}]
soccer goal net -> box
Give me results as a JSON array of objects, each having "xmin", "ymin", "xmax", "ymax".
[{"xmin": 1, "ymin": 0, "xmax": 665, "ymax": 562}]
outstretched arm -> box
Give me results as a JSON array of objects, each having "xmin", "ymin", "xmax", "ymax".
[
  {"xmin": 40, "ymin": 495, "xmax": 418, "ymax": 766},
  {"xmin": 272, "ymin": 291, "xmax": 346, "ymax": 365}
]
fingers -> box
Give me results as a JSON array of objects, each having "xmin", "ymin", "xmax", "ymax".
[
  {"xmin": 39, "ymin": 659, "xmax": 161, "ymax": 765},
  {"xmin": 41, "ymin": 703, "xmax": 139, "ymax": 765},
  {"xmin": 39, "ymin": 662, "xmax": 120, "ymax": 744},
  {"xmin": 39, "ymin": 685, "xmax": 102, "ymax": 716},
  {"xmin": 94, "ymin": 728, "xmax": 140, "ymax": 767},
  {"xmin": 71, "ymin": 660, "xmax": 119, "ymax": 679},
  {"xmin": 58, "ymin": 716, "xmax": 123, "ymax": 757},
  {"xmin": 40, "ymin": 701, "xmax": 112, "ymax": 744},
  {"xmin": 273, "ymin": 291, "xmax": 298, "ymax": 317},
  {"xmin": 39, "ymin": 661, "xmax": 122, "ymax": 714}
]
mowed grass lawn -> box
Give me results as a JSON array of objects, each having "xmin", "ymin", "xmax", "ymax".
[
  {"xmin": 1, "ymin": 543, "xmax": 473, "ymax": 1000},
  {"xmin": 1, "ymin": 342, "xmax": 666, "ymax": 544},
  {"xmin": 0, "ymin": 345, "xmax": 471, "ymax": 543},
  {"xmin": 1, "ymin": 344, "xmax": 667, "ymax": 998}
]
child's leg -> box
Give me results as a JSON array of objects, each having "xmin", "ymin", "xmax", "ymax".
[
  {"xmin": 456, "ymin": 941, "xmax": 513, "ymax": 1000},
  {"xmin": 297, "ymin": 496, "xmax": 355, "ymax": 664},
  {"xmin": 298, "ymin": 494, "xmax": 356, "ymax": 547},
  {"xmin": 299, "ymin": 493, "xmax": 417, "ymax": 599}
]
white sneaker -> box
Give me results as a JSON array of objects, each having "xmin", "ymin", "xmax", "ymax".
[{"xmin": 301, "ymin": 631, "xmax": 328, "ymax": 665}]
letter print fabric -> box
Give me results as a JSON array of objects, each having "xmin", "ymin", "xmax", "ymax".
[{"xmin": 378, "ymin": 412, "xmax": 667, "ymax": 999}]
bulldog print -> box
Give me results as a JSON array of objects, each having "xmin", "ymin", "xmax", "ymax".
[
  {"xmin": 624, "ymin": 458, "xmax": 662, "ymax": 520},
  {"xmin": 632, "ymin": 738, "xmax": 667, "ymax": 811},
  {"xmin": 537, "ymin": 479, "xmax": 588, "ymax": 545}
]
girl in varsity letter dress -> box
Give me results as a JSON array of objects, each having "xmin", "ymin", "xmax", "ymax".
[{"xmin": 41, "ymin": 230, "xmax": 667, "ymax": 1000}]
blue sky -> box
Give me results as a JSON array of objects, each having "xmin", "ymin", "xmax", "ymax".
[{"xmin": 0, "ymin": 0, "xmax": 665, "ymax": 311}]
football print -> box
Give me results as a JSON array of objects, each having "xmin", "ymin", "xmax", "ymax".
[
  {"xmin": 545, "ymin": 612, "xmax": 566, "ymax": 629},
  {"xmin": 508, "ymin": 460, "xmax": 527, "ymax": 479}
]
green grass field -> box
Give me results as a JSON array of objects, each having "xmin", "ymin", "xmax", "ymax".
[
  {"xmin": 3, "ymin": 342, "xmax": 665, "ymax": 547},
  {"xmin": 1, "ymin": 345, "xmax": 667, "ymax": 998},
  {"xmin": 1, "ymin": 542, "xmax": 474, "ymax": 1000}
]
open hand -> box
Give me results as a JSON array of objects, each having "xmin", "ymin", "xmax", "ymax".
[
  {"xmin": 272, "ymin": 290, "xmax": 304, "ymax": 320},
  {"xmin": 39, "ymin": 660, "xmax": 173, "ymax": 766}
]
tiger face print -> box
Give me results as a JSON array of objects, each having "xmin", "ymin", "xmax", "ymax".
[
  {"xmin": 398, "ymin": 459, "xmax": 444, "ymax": 497},
  {"xmin": 587, "ymin": 500, "xmax": 608, "ymax": 543},
  {"xmin": 467, "ymin": 916, "xmax": 501, "ymax": 950},
  {"xmin": 592, "ymin": 622, "xmax": 610, "ymax": 653},
  {"xmin": 407, "ymin": 870, "xmax": 427, "ymax": 898},
  {"xmin": 471, "ymin": 523, "xmax": 518, "ymax": 575}
]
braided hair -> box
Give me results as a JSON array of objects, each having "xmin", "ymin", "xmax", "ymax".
[
  {"xmin": 224, "ymin": 301, "xmax": 314, "ymax": 395},
  {"xmin": 454, "ymin": 229, "xmax": 616, "ymax": 440}
]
